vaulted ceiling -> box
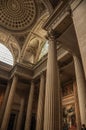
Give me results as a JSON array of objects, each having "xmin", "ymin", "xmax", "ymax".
[
  {"xmin": 0, "ymin": 0, "xmax": 76, "ymax": 85},
  {"xmin": 0, "ymin": 0, "xmax": 67, "ymax": 66},
  {"xmin": 0, "ymin": 0, "xmax": 49, "ymax": 65}
]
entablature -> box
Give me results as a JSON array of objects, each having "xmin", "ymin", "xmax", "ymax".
[
  {"xmin": 0, "ymin": 47, "xmax": 73, "ymax": 82},
  {"xmin": 33, "ymin": 48, "xmax": 70, "ymax": 79},
  {"xmin": 0, "ymin": 62, "xmax": 33, "ymax": 80},
  {"xmin": 0, "ymin": 61, "xmax": 12, "ymax": 80},
  {"xmin": 43, "ymin": 1, "xmax": 72, "ymax": 35},
  {"xmin": 10, "ymin": 63, "xmax": 33, "ymax": 80}
]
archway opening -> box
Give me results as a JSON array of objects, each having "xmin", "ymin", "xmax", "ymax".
[{"xmin": 0, "ymin": 43, "xmax": 14, "ymax": 66}]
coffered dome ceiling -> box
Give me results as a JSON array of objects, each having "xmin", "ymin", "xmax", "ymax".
[
  {"xmin": 0, "ymin": 0, "xmax": 37, "ymax": 32},
  {"xmin": 0, "ymin": 0, "xmax": 56, "ymax": 65}
]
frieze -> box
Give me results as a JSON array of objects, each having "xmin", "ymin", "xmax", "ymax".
[
  {"xmin": 0, "ymin": 47, "xmax": 71, "ymax": 80},
  {"xmin": 0, "ymin": 68, "xmax": 10, "ymax": 80},
  {"xmin": 10, "ymin": 63, "xmax": 33, "ymax": 79},
  {"xmin": 33, "ymin": 48, "xmax": 69, "ymax": 78},
  {"xmin": 43, "ymin": 2, "xmax": 71, "ymax": 33}
]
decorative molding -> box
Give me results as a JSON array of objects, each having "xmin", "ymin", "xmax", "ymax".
[
  {"xmin": 70, "ymin": 0, "xmax": 83, "ymax": 11},
  {"xmin": 0, "ymin": 47, "xmax": 71, "ymax": 81},
  {"xmin": 43, "ymin": 2, "xmax": 72, "ymax": 36},
  {"xmin": 20, "ymin": 13, "xmax": 48, "ymax": 63},
  {"xmin": 0, "ymin": 30, "xmax": 20, "ymax": 63},
  {"xmin": 43, "ymin": 1, "xmax": 63, "ymax": 29}
]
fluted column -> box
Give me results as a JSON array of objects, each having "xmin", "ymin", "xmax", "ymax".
[
  {"xmin": 73, "ymin": 55, "xmax": 86, "ymax": 125},
  {"xmin": 58, "ymin": 74, "xmax": 62, "ymax": 130},
  {"xmin": 16, "ymin": 97, "xmax": 25, "ymax": 130},
  {"xmin": 1, "ymin": 75, "xmax": 18, "ymax": 130},
  {"xmin": 36, "ymin": 72, "xmax": 45, "ymax": 130},
  {"xmin": 71, "ymin": 0, "xmax": 86, "ymax": 77},
  {"xmin": 0, "ymin": 81, "xmax": 11, "ymax": 126},
  {"xmin": 73, "ymin": 82, "xmax": 81, "ymax": 130},
  {"xmin": 44, "ymin": 30, "xmax": 61, "ymax": 130},
  {"xmin": 24, "ymin": 81, "xmax": 35, "ymax": 130}
]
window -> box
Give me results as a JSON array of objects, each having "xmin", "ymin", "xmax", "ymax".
[
  {"xmin": 0, "ymin": 43, "xmax": 14, "ymax": 65},
  {"xmin": 39, "ymin": 40, "xmax": 49, "ymax": 60}
]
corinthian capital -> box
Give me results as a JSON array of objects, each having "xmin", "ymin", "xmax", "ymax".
[{"xmin": 46, "ymin": 28, "xmax": 58, "ymax": 41}]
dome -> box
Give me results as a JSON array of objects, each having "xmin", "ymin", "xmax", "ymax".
[{"xmin": 0, "ymin": 0, "xmax": 37, "ymax": 32}]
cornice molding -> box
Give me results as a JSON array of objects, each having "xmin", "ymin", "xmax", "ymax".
[
  {"xmin": 43, "ymin": 1, "xmax": 63, "ymax": 30},
  {"xmin": 43, "ymin": 2, "xmax": 72, "ymax": 38},
  {"xmin": 0, "ymin": 47, "xmax": 70, "ymax": 81},
  {"xmin": 70, "ymin": 0, "xmax": 83, "ymax": 12}
]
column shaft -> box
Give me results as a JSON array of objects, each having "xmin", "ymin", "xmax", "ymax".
[
  {"xmin": 73, "ymin": 55, "xmax": 86, "ymax": 125},
  {"xmin": 58, "ymin": 75, "xmax": 62, "ymax": 130},
  {"xmin": 0, "ymin": 81, "xmax": 11, "ymax": 126},
  {"xmin": 16, "ymin": 97, "xmax": 25, "ymax": 130},
  {"xmin": 73, "ymin": 82, "xmax": 81, "ymax": 130},
  {"xmin": 36, "ymin": 72, "xmax": 45, "ymax": 130},
  {"xmin": 71, "ymin": 0, "xmax": 86, "ymax": 77},
  {"xmin": 24, "ymin": 81, "xmax": 34, "ymax": 130},
  {"xmin": 44, "ymin": 33, "xmax": 61, "ymax": 130},
  {"xmin": 1, "ymin": 75, "xmax": 18, "ymax": 130}
]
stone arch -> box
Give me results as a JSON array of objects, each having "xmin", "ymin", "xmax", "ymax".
[
  {"xmin": 0, "ymin": 29, "xmax": 21, "ymax": 64},
  {"xmin": 0, "ymin": 43, "xmax": 14, "ymax": 65},
  {"xmin": 20, "ymin": 12, "xmax": 49, "ymax": 63}
]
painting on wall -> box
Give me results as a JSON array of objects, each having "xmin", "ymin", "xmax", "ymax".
[
  {"xmin": 62, "ymin": 104, "xmax": 77, "ymax": 130},
  {"xmin": 62, "ymin": 83, "xmax": 73, "ymax": 97}
]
